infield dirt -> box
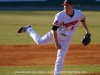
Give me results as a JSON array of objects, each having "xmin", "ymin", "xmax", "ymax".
[{"xmin": 0, "ymin": 44, "xmax": 100, "ymax": 66}]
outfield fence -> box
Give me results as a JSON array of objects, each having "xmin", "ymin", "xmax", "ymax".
[{"xmin": 0, "ymin": 0, "xmax": 100, "ymax": 7}]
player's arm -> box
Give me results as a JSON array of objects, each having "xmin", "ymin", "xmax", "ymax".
[
  {"xmin": 81, "ymin": 20, "xmax": 91, "ymax": 46},
  {"xmin": 52, "ymin": 25, "xmax": 61, "ymax": 49},
  {"xmin": 81, "ymin": 20, "xmax": 90, "ymax": 34}
]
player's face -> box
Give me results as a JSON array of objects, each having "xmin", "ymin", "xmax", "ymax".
[{"xmin": 64, "ymin": 4, "xmax": 73, "ymax": 11}]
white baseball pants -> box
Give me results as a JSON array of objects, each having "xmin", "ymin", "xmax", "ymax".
[{"xmin": 26, "ymin": 27, "xmax": 71, "ymax": 75}]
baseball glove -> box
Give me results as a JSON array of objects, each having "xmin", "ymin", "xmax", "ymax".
[{"xmin": 81, "ymin": 33, "xmax": 91, "ymax": 46}]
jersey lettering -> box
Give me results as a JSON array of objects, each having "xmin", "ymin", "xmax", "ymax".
[
  {"xmin": 64, "ymin": 20, "xmax": 78, "ymax": 27},
  {"xmin": 71, "ymin": 26, "xmax": 75, "ymax": 30}
]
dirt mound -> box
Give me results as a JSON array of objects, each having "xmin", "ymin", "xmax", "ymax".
[
  {"xmin": 78, "ymin": 73, "xmax": 100, "ymax": 75},
  {"xmin": 0, "ymin": 44, "xmax": 100, "ymax": 66}
]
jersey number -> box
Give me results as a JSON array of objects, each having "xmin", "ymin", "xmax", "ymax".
[{"xmin": 71, "ymin": 26, "xmax": 75, "ymax": 30}]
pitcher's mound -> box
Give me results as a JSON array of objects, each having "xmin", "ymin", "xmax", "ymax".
[
  {"xmin": 0, "ymin": 44, "xmax": 100, "ymax": 66},
  {"xmin": 78, "ymin": 73, "xmax": 100, "ymax": 75}
]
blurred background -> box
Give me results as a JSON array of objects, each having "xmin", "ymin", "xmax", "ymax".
[
  {"xmin": 0, "ymin": 0, "xmax": 100, "ymax": 44},
  {"xmin": 0, "ymin": 0, "xmax": 100, "ymax": 10}
]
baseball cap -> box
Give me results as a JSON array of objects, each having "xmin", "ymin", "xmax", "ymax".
[{"xmin": 61, "ymin": 0, "xmax": 73, "ymax": 6}]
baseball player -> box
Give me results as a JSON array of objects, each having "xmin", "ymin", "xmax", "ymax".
[{"xmin": 17, "ymin": 0, "xmax": 91, "ymax": 75}]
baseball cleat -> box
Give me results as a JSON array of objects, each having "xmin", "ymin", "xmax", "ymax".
[{"xmin": 17, "ymin": 25, "xmax": 31, "ymax": 33}]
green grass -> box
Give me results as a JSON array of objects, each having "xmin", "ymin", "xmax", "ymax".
[
  {"xmin": 72, "ymin": 11, "xmax": 100, "ymax": 44},
  {"xmin": 0, "ymin": 65, "xmax": 100, "ymax": 75},
  {"xmin": 0, "ymin": 10, "xmax": 100, "ymax": 44},
  {"xmin": 0, "ymin": 11, "xmax": 100, "ymax": 75}
]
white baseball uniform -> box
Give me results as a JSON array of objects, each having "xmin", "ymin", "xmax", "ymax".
[{"xmin": 26, "ymin": 9, "xmax": 86, "ymax": 75}]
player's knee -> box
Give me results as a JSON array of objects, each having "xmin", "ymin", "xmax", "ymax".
[{"xmin": 36, "ymin": 42, "xmax": 44, "ymax": 45}]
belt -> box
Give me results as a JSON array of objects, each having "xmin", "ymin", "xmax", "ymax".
[{"xmin": 61, "ymin": 33, "xmax": 66, "ymax": 36}]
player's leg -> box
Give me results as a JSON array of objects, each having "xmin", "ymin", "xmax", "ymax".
[
  {"xmin": 54, "ymin": 38, "xmax": 71, "ymax": 75},
  {"xmin": 26, "ymin": 27, "xmax": 54, "ymax": 45},
  {"xmin": 17, "ymin": 25, "xmax": 54, "ymax": 45}
]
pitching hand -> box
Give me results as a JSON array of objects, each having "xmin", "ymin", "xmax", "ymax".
[{"xmin": 55, "ymin": 43, "xmax": 62, "ymax": 49}]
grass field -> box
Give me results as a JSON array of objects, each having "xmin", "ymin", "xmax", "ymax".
[
  {"xmin": 0, "ymin": 10, "xmax": 100, "ymax": 75},
  {"xmin": 0, "ymin": 10, "xmax": 100, "ymax": 44},
  {"xmin": 0, "ymin": 65, "xmax": 100, "ymax": 75}
]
